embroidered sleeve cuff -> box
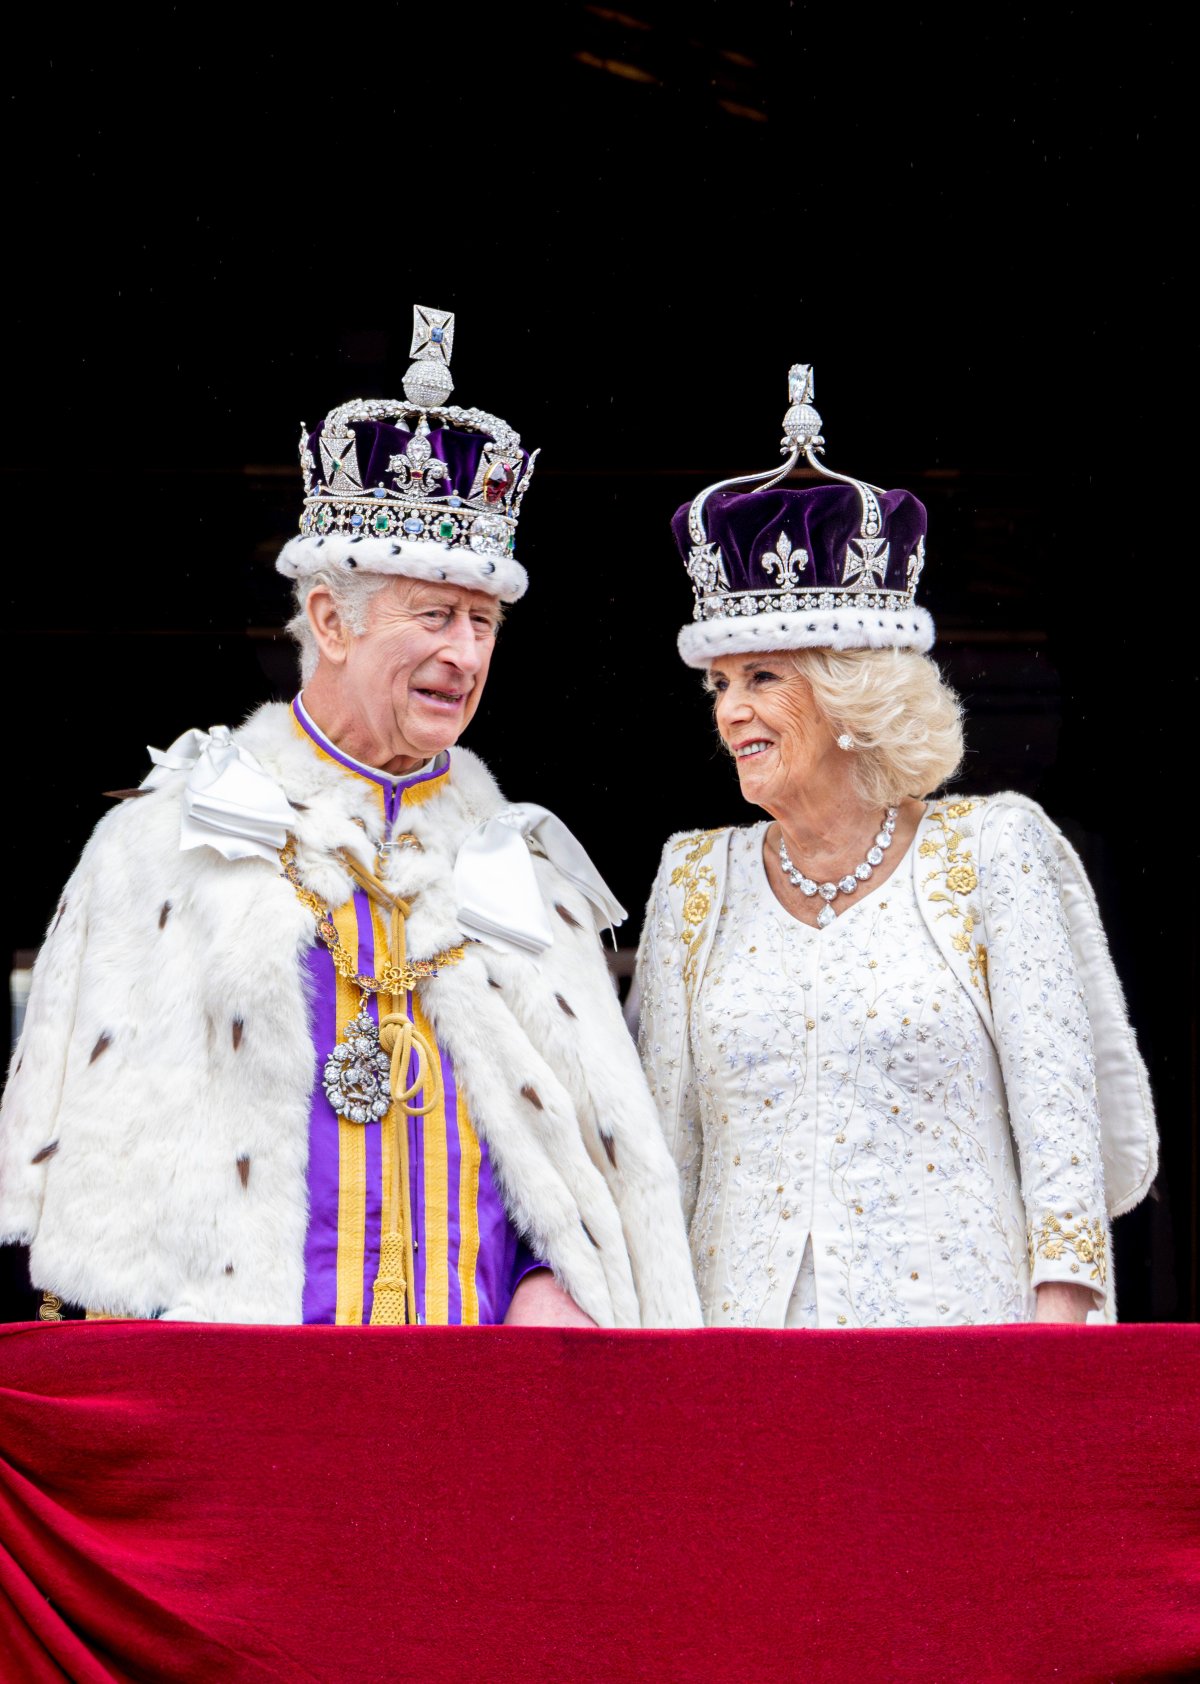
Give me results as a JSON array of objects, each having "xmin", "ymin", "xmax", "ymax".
[{"xmin": 1027, "ymin": 1210, "xmax": 1108, "ymax": 1292}]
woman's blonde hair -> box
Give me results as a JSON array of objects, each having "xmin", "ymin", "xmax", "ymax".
[{"xmin": 788, "ymin": 647, "xmax": 964, "ymax": 805}]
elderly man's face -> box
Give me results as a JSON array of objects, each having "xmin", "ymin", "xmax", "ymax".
[{"xmin": 327, "ymin": 577, "xmax": 501, "ymax": 770}]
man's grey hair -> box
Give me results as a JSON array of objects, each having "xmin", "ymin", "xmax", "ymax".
[{"xmin": 285, "ymin": 567, "xmax": 392, "ymax": 683}]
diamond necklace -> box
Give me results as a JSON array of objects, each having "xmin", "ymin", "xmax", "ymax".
[{"xmin": 778, "ymin": 807, "xmax": 898, "ymax": 927}]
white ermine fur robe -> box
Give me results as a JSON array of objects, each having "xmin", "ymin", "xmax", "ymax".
[{"xmin": 0, "ymin": 703, "xmax": 702, "ymax": 1327}]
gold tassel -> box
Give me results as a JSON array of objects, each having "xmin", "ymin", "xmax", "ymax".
[{"xmin": 369, "ymin": 1231, "xmax": 408, "ymax": 1326}]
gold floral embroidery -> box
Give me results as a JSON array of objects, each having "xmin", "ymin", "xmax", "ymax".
[
  {"xmin": 670, "ymin": 829, "xmax": 726, "ymax": 995},
  {"xmin": 1028, "ymin": 1213, "xmax": 1108, "ymax": 1285},
  {"xmin": 920, "ymin": 801, "xmax": 990, "ymax": 1000}
]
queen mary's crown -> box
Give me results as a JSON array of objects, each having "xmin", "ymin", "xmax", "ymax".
[
  {"xmin": 672, "ymin": 363, "xmax": 934, "ymax": 666},
  {"xmin": 276, "ymin": 304, "xmax": 538, "ymax": 602}
]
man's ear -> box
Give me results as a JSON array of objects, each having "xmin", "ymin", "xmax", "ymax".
[{"xmin": 306, "ymin": 586, "xmax": 349, "ymax": 665}]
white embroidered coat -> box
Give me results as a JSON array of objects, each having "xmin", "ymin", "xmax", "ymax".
[
  {"xmin": 0, "ymin": 703, "xmax": 701, "ymax": 1328},
  {"xmin": 636, "ymin": 796, "xmax": 1157, "ymax": 1328}
]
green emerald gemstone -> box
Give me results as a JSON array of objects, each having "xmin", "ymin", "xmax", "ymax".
[
  {"xmin": 438, "ymin": 520, "xmax": 454, "ymax": 539},
  {"xmin": 374, "ymin": 512, "xmax": 391, "ymax": 532}
]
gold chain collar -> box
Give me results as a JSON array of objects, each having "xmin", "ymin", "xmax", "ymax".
[{"xmin": 279, "ymin": 840, "xmax": 467, "ymax": 995}]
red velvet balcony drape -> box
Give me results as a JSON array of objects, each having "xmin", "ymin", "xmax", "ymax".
[{"xmin": 1, "ymin": 1323, "xmax": 1197, "ymax": 1684}]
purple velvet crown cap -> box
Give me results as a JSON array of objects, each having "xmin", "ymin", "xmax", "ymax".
[
  {"xmin": 304, "ymin": 416, "xmax": 531, "ymax": 509},
  {"xmin": 673, "ymin": 362, "xmax": 935, "ymax": 665}
]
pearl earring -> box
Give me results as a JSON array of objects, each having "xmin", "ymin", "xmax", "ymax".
[{"xmin": 837, "ymin": 733, "xmax": 854, "ymax": 751}]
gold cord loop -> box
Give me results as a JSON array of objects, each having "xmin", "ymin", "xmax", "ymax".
[{"xmin": 378, "ymin": 1013, "xmax": 440, "ymax": 1118}]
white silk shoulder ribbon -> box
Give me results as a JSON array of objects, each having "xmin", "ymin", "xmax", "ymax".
[
  {"xmin": 140, "ymin": 726, "xmax": 297, "ymax": 864},
  {"xmin": 454, "ymin": 803, "xmax": 627, "ymax": 956}
]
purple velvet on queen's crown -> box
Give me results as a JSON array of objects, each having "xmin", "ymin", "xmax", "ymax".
[
  {"xmin": 307, "ymin": 418, "xmax": 530, "ymax": 502},
  {"xmin": 671, "ymin": 481, "xmax": 928, "ymax": 602}
]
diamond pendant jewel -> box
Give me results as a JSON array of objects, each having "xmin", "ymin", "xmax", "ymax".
[
  {"xmin": 323, "ymin": 1011, "xmax": 392, "ymax": 1125},
  {"xmin": 816, "ymin": 904, "xmax": 837, "ymax": 928}
]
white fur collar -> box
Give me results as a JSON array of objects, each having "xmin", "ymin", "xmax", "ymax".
[{"xmin": 232, "ymin": 702, "xmax": 508, "ymax": 957}]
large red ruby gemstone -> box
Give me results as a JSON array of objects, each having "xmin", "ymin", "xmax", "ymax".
[{"xmin": 483, "ymin": 464, "xmax": 511, "ymax": 504}]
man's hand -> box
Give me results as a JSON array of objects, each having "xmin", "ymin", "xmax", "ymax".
[
  {"xmin": 1033, "ymin": 1281, "xmax": 1095, "ymax": 1324},
  {"xmin": 504, "ymin": 1269, "xmax": 598, "ymax": 1328}
]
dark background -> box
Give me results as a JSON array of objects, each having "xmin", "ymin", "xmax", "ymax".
[{"xmin": 3, "ymin": 6, "xmax": 1190, "ymax": 1317}]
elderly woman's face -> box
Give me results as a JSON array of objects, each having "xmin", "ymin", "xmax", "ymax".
[
  {"xmin": 708, "ymin": 652, "xmax": 840, "ymax": 811},
  {"xmin": 340, "ymin": 577, "xmax": 501, "ymax": 763}
]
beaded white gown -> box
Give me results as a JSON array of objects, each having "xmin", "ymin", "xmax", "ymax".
[{"xmin": 637, "ymin": 810, "xmax": 1109, "ymax": 1328}]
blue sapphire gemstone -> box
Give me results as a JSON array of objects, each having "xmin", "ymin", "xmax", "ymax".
[
  {"xmin": 448, "ymin": 496, "xmax": 462, "ymax": 507},
  {"xmin": 430, "ymin": 326, "xmax": 444, "ymax": 343},
  {"xmin": 373, "ymin": 487, "xmax": 388, "ymax": 499},
  {"xmin": 403, "ymin": 517, "xmax": 423, "ymax": 534},
  {"xmin": 350, "ymin": 513, "xmax": 364, "ymax": 528}
]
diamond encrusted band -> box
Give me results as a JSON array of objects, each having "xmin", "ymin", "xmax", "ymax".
[
  {"xmin": 697, "ymin": 588, "xmax": 917, "ymax": 621},
  {"xmin": 299, "ymin": 495, "xmax": 516, "ymax": 558}
]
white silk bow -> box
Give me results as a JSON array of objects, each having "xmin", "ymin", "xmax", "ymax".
[
  {"xmin": 454, "ymin": 804, "xmax": 627, "ymax": 956},
  {"xmin": 140, "ymin": 726, "xmax": 297, "ymax": 864}
]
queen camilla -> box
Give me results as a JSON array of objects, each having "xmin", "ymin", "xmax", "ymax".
[{"xmin": 636, "ymin": 365, "xmax": 1158, "ymax": 1329}]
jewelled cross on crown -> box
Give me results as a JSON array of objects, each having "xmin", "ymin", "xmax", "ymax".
[
  {"xmin": 319, "ymin": 421, "xmax": 365, "ymax": 495},
  {"xmin": 403, "ymin": 305, "xmax": 456, "ymax": 409},
  {"xmin": 843, "ymin": 535, "xmax": 890, "ymax": 591}
]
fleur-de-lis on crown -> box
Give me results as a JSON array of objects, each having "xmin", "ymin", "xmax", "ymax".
[
  {"xmin": 906, "ymin": 535, "xmax": 926, "ymax": 597},
  {"xmin": 760, "ymin": 529, "xmax": 807, "ymax": 590},
  {"xmin": 388, "ymin": 431, "xmax": 449, "ymax": 501},
  {"xmin": 298, "ymin": 425, "xmax": 318, "ymax": 497}
]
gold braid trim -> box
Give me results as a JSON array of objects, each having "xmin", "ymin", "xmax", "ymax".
[{"xmin": 918, "ymin": 800, "xmax": 990, "ymax": 1000}]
